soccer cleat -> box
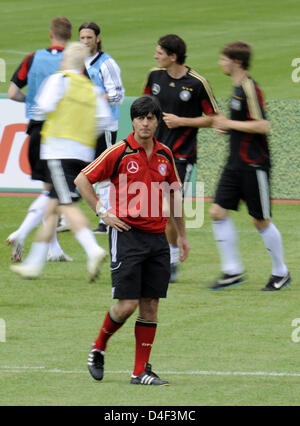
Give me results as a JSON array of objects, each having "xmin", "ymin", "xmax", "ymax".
[
  {"xmin": 7, "ymin": 231, "xmax": 24, "ymax": 263},
  {"xmin": 130, "ymin": 363, "xmax": 170, "ymax": 386},
  {"xmin": 261, "ymin": 272, "xmax": 291, "ymax": 291},
  {"xmin": 88, "ymin": 348, "xmax": 104, "ymax": 381},
  {"xmin": 209, "ymin": 272, "xmax": 245, "ymax": 290},
  {"xmin": 47, "ymin": 251, "xmax": 73, "ymax": 262},
  {"xmin": 10, "ymin": 263, "xmax": 42, "ymax": 279},
  {"xmin": 169, "ymin": 262, "xmax": 179, "ymax": 283},
  {"xmin": 87, "ymin": 247, "xmax": 107, "ymax": 282},
  {"xmin": 93, "ymin": 223, "xmax": 108, "ymax": 234}
]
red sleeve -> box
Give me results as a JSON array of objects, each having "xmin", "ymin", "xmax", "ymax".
[
  {"xmin": 81, "ymin": 142, "xmax": 126, "ymax": 184},
  {"xmin": 11, "ymin": 53, "xmax": 35, "ymax": 88},
  {"xmin": 201, "ymin": 98, "xmax": 215, "ymax": 115},
  {"xmin": 143, "ymin": 85, "xmax": 152, "ymax": 95},
  {"xmin": 142, "ymin": 71, "xmax": 153, "ymax": 95},
  {"xmin": 199, "ymin": 79, "xmax": 218, "ymax": 115}
]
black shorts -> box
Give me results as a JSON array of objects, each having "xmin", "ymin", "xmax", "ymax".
[
  {"xmin": 214, "ymin": 166, "xmax": 271, "ymax": 220},
  {"xmin": 26, "ymin": 120, "xmax": 49, "ymax": 182},
  {"xmin": 94, "ymin": 130, "xmax": 117, "ymax": 159},
  {"xmin": 175, "ymin": 161, "xmax": 194, "ymax": 198},
  {"xmin": 46, "ymin": 159, "xmax": 89, "ymax": 204},
  {"xmin": 109, "ymin": 227, "xmax": 170, "ymax": 300}
]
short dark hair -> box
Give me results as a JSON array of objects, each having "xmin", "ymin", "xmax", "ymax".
[
  {"xmin": 78, "ymin": 21, "xmax": 101, "ymax": 51},
  {"xmin": 221, "ymin": 41, "xmax": 252, "ymax": 70},
  {"xmin": 158, "ymin": 34, "xmax": 186, "ymax": 65},
  {"xmin": 130, "ymin": 96, "xmax": 162, "ymax": 121},
  {"xmin": 50, "ymin": 17, "xmax": 72, "ymax": 41}
]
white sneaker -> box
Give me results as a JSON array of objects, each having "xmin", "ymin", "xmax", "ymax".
[
  {"xmin": 10, "ymin": 263, "xmax": 42, "ymax": 279},
  {"xmin": 7, "ymin": 231, "xmax": 24, "ymax": 263},
  {"xmin": 47, "ymin": 252, "xmax": 73, "ymax": 262},
  {"xmin": 87, "ymin": 247, "xmax": 107, "ymax": 283}
]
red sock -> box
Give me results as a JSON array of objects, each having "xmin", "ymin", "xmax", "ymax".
[
  {"xmin": 133, "ymin": 319, "xmax": 157, "ymax": 376},
  {"xmin": 93, "ymin": 311, "xmax": 124, "ymax": 352}
]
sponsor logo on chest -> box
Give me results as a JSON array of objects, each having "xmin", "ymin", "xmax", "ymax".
[{"xmin": 127, "ymin": 160, "xmax": 139, "ymax": 174}]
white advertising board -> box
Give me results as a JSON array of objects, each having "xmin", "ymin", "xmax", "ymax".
[{"xmin": 0, "ymin": 99, "xmax": 43, "ymax": 192}]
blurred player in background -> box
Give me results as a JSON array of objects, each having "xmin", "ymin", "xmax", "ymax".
[
  {"xmin": 144, "ymin": 34, "xmax": 218, "ymax": 282},
  {"xmin": 210, "ymin": 41, "xmax": 290, "ymax": 291},
  {"xmin": 10, "ymin": 42, "xmax": 113, "ymax": 282},
  {"xmin": 57, "ymin": 21, "xmax": 125, "ymax": 234},
  {"xmin": 56, "ymin": 21, "xmax": 125, "ymax": 236},
  {"xmin": 7, "ymin": 16, "xmax": 72, "ymax": 262},
  {"xmin": 75, "ymin": 95, "xmax": 190, "ymax": 385}
]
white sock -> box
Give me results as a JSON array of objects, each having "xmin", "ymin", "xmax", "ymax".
[
  {"xmin": 17, "ymin": 191, "xmax": 50, "ymax": 242},
  {"xmin": 44, "ymin": 216, "xmax": 64, "ymax": 256},
  {"xmin": 75, "ymin": 228, "xmax": 102, "ymax": 258},
  {"xmin": 48, "ymin": 231, "xmax": 64, "ymax": 256},
  {"xmin": 24, "ymin": 241, "xmax": 49, "ymax": 268},
  {"xmin": 212, "ymin": 216, "xmax": 244, "ymax": 275},
  {"xmin": 259, "ymin": 222, "xmax": 288, "ymax": 276},
  {"xmin": 169, "ymin": 244, "xmax": 179, "ymax": 265}
]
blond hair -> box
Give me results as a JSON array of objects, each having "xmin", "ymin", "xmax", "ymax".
[{"xmin": 61, "ymin": 42, "xmax": 89, "ymax": 70}]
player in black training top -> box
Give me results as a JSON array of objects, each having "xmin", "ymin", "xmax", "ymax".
[
  {"xmin": 144, "ymin": 34, "xmax": 218, "ymax": 282},
  {"xmin": 210, "ymin": 41, "xmax": 290, "ymax": 292}
]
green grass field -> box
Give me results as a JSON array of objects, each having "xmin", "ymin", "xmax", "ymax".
[
  {"xmin": 1, "ymin": 0, "xmax": 300, "ymax": 408},
  {"xmin": 1, "ymin": 0, "xmax": 300, "ymax": 99},
  {"xmin": 1, "ymin": 198, "xmax": 300, "ymax": 406}
]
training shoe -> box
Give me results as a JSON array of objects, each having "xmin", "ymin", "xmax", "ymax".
[
  {"xmin": 209, "ymin": 272, "xmax": 245, "ymax": 290},
  {"xmin": 10, "ymin": 263, "xmax": 42, "ymax": 279},
  {"xmin": 130, "ymin": 363, "xmax": 170, "ymax": 386},
  {"xmin": 169, "ymin": 262, "xmax": 179, "ymax": 283},
  {"xmin": 47, "ymin": 251, "xmax": 73, "ymax": 262},
  {"xmin": 88, "ymin": 348, "xmax": 104, "ymax": 381},
  {"xmin": 93, "ymin": 223, "xmax": 108, "ymax": 234},
  {"xmin": 7, "ymin": 231, "xmax": 24, "ymax": 263},
  {"xmin": 87, "ymin": 247, "xmax": 107, "ymax": 282},
  {"xmin": 261, "ymin": 272, "xmax": 291, "ymax": 291}
]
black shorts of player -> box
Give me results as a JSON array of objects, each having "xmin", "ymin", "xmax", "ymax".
[
  {"xmin": 46, "ymin": 159, "xmax": 89, "ymax": 204},
  {"xmin": 175, "ymin": 160, "xmax": 194, "ymax": 199},
  {"xmin": 214, "ymin": 166, "xmax": 271, "ymax": 220},
  {"xmin": 109, "ymin": 226, "xmax": 170, "ymax": 300},
  {"xmin": 26, "ymin": 120, "xmax": 49, "ymax": 182},
  {"xmin": 94, "ymin": 130, "xmax": 117, "ymax": 159}
]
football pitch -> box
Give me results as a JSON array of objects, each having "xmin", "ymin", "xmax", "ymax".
[
  {"xmin": 1, "ymin": 0, "xmax": 300, "ymax": 408},
  {"xmin": 1, "ymin": 198, "xmax": 300, "ymax": 406}
]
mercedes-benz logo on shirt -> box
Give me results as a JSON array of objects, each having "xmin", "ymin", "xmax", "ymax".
[{"xmin": 127, "ymin": 161, "xmax": 139, "ymax": 173}]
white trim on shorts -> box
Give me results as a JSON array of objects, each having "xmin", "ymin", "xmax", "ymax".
[
  {"xmin": 256, "ymin": 169, "xmax": 270, "ymax": 219},
  {"xmin": 105, "ymin": 130, "xmax": 112, "ymax": 148},
  {"xmin": 47, "ymin": 159, "xmax": 72, "ymax": 204},
  {"xmin": 110, "ymin": 227, "xmax": 118, "ymax": 262}
]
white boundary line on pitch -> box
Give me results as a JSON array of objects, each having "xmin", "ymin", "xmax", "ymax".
[
  {"xmin": 0, "ymin": 50, "xmax": 29, "ymax": 55},
  {"xmin": 1, "ymin": 366, "xmax": 300, "ymax": 378}
]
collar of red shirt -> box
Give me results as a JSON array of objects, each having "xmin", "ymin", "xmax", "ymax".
[
  {"xmin": 126, "ymin": 131, "xmax": 161, "ymax": 153},
  {"xmin": 48, "ymin": 46, "xmax": 64, "ymax": 51}
]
